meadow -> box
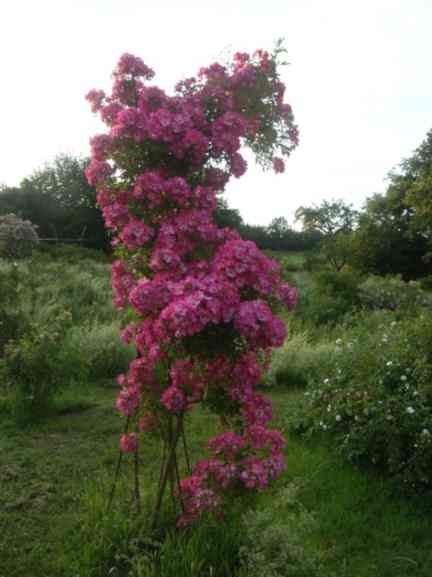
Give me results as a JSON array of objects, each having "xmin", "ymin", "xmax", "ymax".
[{"xmin": 1, "ymin": 246, "xmax": 432, "ymax": 577}]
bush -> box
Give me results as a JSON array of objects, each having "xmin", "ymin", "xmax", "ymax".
[
  {"xmin": 303, "ymin": 250, "xmax": 325, "ymax": 272},
  {"xmin": 0, "ymin": 213, "xmax": 39, "ymax": 259},
  {"xmin": 359, "ymin": 275, "xmax": 431, "ymax": 313},
  {"xmin": 419, "ymin": 274, "xmax": 432, "ymax": 292},
  {"xmin": 295, "ymin": 270, "xmax": 362, "ymax": 326},
  {"xmin": 2, "ymin": 311, "xmax": 72, "ymax": 423},
  {"xmin": 293, "ymin": 311, "xmax": 432, "ymax": 491},
  {"xmin": 0, "ymin": 263, "xmax": 28, "ymax": 356},
  {"xmin": 0, "ymin": 250, "xmax": 129, "ymax": 417}
]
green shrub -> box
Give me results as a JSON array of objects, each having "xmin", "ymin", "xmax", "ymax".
[
  {"xmin": 294, "ymin": 311, "xmax": 432, "ymax": 491},
  {"xmin": 303, "ymin": 250, "xmax": 325, "ymax": 272},
  {"xmin": 295, "ymin": 270, "xmax": 362, "ymax": 327},
  {"xmin": 0, "ymin": 250, "xmax": 130, "ymax": 416},
  {"xmin": 0, "ymin": 264, "xmax": 28, "ymax": 356},
  {"xmin": 2, "ymin": 311, "xmax": 72, "ymax": 423},
  {"xmin": 419, "ymin": 275, "xmax": 432, "ymax": 292},
  {"xmin": 359, "ymin": 275, "xmax": 431, "ymax": 313}
]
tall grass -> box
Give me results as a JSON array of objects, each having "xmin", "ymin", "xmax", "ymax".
[
  {"xmin": 0, "ymin": 248, "xmax": 131, "ymax": 423},
  {"xmin": 61, "ymin": 321, "xmax": 135, "ymax": 383},
  {"xmin": 265, "ymin": 330, "xmax": 335, "ymax": 388}
]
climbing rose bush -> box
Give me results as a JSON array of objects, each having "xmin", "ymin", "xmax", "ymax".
[{"xmin": 86, "ymin": 47, "xmax": 299, "ymax": 527}]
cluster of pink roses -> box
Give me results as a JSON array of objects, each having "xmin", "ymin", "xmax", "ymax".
[{"xmin": 86, "ymin": 48, "xmax": 298, "ymax": 526}]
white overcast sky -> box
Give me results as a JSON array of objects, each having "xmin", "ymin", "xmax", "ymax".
[{"xmin": 1, "ymin": 0, "xmax": 431, "ymax": 226}]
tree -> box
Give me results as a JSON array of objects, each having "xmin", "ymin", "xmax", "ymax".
[
  {"xmin": 267, "ymin": 216, "xmax": 290, "ymax": 238},
  {"xmin": 0, "ymin": 184, "xmax": 21, "ymax": 213},
  {"xmin": 295, "ymin": 199, "xmax": 358, "ymax": 236},
  {"xmin": 295, "ymin": 199, "xmax": 358, "ymax": 271},
  {"xmin": 0, "ymin": 155, "xmax": 109, "ymax": 250},
  {"xmin": 350, "ymin": 130, "xmax": 432, "ymax": 279},
  {"xmin": 241, "ymin": 223, "xmax": 272, "ymax": 249},
  {"xmin": 320, "ymin": 232, "xmax": 355, "ymax": 272},
  {"xmin": 350, "ymin": 190, "xmax": 430, "ymax": 279},
  {"xmin": 213, "ymin": 197, "xmax": 244, "ymax": 231},
  {"xmin": 396, "ymin": 129, "xmax": 432, "ymax": 246}
]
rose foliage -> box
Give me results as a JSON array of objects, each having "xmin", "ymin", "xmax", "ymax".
[{"xmin": 86, "ymin": 48, "xmax": 299, "ymax": 527}]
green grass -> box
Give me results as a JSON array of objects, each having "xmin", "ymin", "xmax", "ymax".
[
  {"xmin": 272, "ymin": 390, "xmax": 432, "ymax": 577},
  {"xmin": 0, "ymin": 385, "xmax": 225, "ymax": 577},
  {"xmin": 2, "ymin": 249, "xmax": 432, "ymax": 576},
  {"xmin": 265, "ymin": 331, "xmax": 335, "ymax": 388},
  {"xmin": 1, "ymin": 386, "xmax": 432, "ymax": 577},
  {"xmin": 0, "ymin": 386, "xmax": 120, "ymax": 577},
  {"xmin": 264, "ymin": 250, "xmax": 307, "ymax": 274}
]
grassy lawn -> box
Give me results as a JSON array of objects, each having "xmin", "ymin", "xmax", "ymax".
[
  {"xmin": 0, "ymin": 387, "xmax": 121, "ymax": 577},
  {"xmin": 1, "ymin": 387, "xmax": 432, "ymax": 576},
  {"xmin": 273, "ymin": 390, "xmax": 432, "ymax": 577},
  {"xmin": 0, "ymin": 386, "xmax": 223, "ymax": 577},
  {"xmin": 264, "ymin": 250, "xmax": 307, "ymax": 271}
]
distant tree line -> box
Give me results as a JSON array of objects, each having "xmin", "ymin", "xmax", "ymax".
[
  {"xmin": 0, "ymin": 155, "xmax": 108, "ymax": 250},
  {"xmin": 2, "ymin": 127, "xmax": 431, "ymax": 279},
  {"xmin": 0, "ymin": 154, "xmax": 321, "ymax": 253},
  {"xmin": 295, "ymin": 129, "xmax": 432, "ymax": 280},
  {"xmin": 214, "ymin": 203, "xmax": 322, "ymax": 251}
]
